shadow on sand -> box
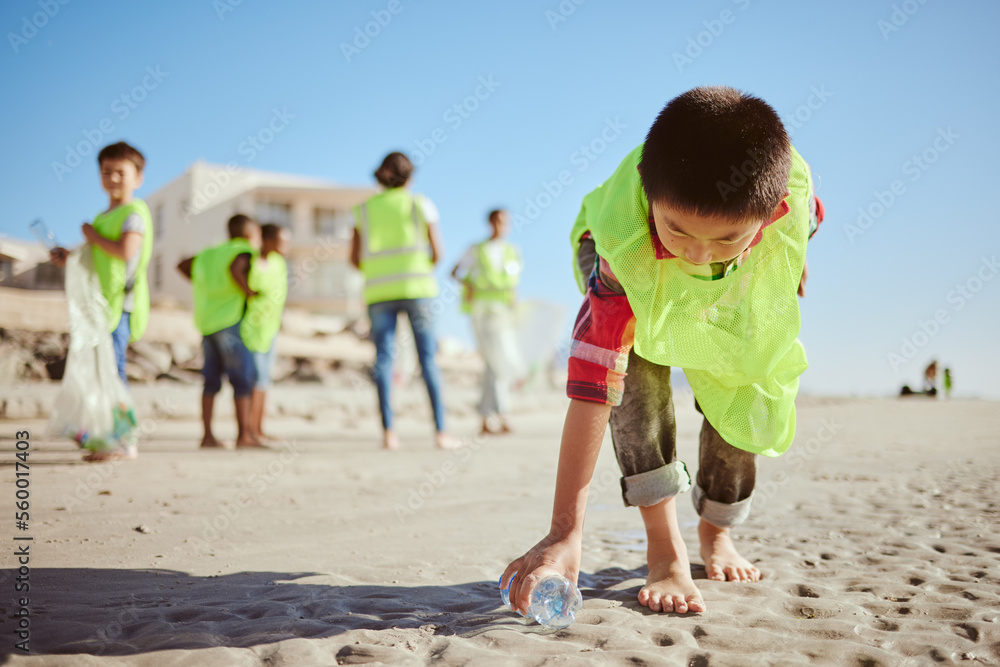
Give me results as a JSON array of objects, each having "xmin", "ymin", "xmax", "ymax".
[{"xmin": 1, "ymin": 566, "xmax": 655, "ymax": 658}]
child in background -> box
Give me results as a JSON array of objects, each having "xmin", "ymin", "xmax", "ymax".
[
  {"xmin": 177, "ymin": 215, "xmax": 262, "ymax": 450},
  {"xmin": 241, "ymin": 223, "xmax": 290, "ymax": 443},
  {"xmin": 49, "ymin": 141, "xmax": 154, "ymax": 461},
  {"xmin": 502, "ymin": 87, "xmax": 824, "ymax": 615},
  {"xmin": 451, "ymin": 209, "xmax": 524, "ymax": 435}
]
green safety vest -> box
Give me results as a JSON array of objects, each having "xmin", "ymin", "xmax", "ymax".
[
  {"xmin": 91, "ymin": 200, "xmax": 154, "ymax": 342},
  {"xmin": 570, "ymin": 144, "xmax": 812, "ymax": 457},
  {"xmin": 353, "ymin": 188, "xmax": 438, "ymax": 304},
  {"xmin": 461, "ymin": 240, "xmax": 521, "ymax": 313},
  {"xmin": 241, "ymin": 252, "xmax": 288, "ymax": 353},
  {"xmin": 191, "ymin": 238, "xmax": 256, "ymax": 336}
]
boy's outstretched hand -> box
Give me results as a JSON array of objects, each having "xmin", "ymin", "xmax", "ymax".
[
  {"xmin": 501, "ymin": 531, "xmax": 582, "ymax": 615},
  {"xmin": 49, "ymin": 247, "xmax": 69, "ymax": 268}
]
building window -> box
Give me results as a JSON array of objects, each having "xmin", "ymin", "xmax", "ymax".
[
  {"xmin": 153, "ymin": 254, "xmax": 162, "ymax": 289},
  {"xmin": 154, "ymin": 204, "xmax": 164, "ymax": 239},
  {"xmin": 314, "ymin": 208, "xmax": 353, "ymax": 241},
  {"xmin": 179, "ymin": 199, "xmax": 191, "ymax": 223},
  {"xmin": 256, "ymin": 200, "xmax": 292, "ymax": 227},
  {"xmin": 0, "ymin": 258, "xmax": 13, "ymax": 283}
]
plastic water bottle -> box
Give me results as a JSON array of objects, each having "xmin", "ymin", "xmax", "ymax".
[{"xmin": 499, "ymin": 572, "xmax": 583, "ymax": 629}]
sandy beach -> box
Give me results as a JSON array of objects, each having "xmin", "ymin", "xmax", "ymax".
[{"xmin": 1, "ymin": 383, "xmax": 999, "ymax": 666}]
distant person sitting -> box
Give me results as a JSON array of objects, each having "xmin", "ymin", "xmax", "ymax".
[
  {"xmin": 177, "ymin": 215, "xmax": 262, "ymax": 450},
  {"xmin": 350, "ymin": 151, "xmax": 461, "ymax": 451},
  {"xmin": 241, "ymin": 223, "xmax": 290, "ymax": 443},
  {"xmin": 451, "ymin": 209, "xmax": 524, "ymax": 436},
  {"xmin": 924, "ymin": 360, "xmax": 938, "ymax": 393}
]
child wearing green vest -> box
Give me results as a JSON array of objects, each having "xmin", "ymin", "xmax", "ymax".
[
  {"xmin": 502, "ymin": 87, "xmax": 825, "ymax": 615},
  {"xmin": 49, "ymin": 141, "xmax": 154, "ymax": 388},
  {"xmin": 451, "ymin": 209, "xmax": 523, "ymax": 435},
  {"xmin": 241, "ymin": 223, "xmax": 290, "ymax": 442},
  {"xmin": 177, "ymin": 215, "xmax": 262, "ymax": 450}
]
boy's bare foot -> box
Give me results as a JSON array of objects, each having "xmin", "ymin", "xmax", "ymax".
[
  {"xmin": 199, "ymin": 437, "xmax": 228, "ymax": 449},
  {"xmin": 82, "ymin": 446, "xmax": 137, "ymax": 462},
  {"xmin": 435, "ymin": 432, "xmax": 464, "ymax": 450},
  {"xmin": 383, "ymin": 430, "xmax": 400, "ymax": 450},
  {"xmin": 236, "ymin": 435, "xmax": 268, "ymax": 449},
  {"xmin": 698, "ymin": 518, "xmax": 760, "ymax": 582},
  {"xmin": 479, "ymin": 418, "xmax": 493, "ymax": 436},
  {"xmin": 639, "ymin": 539, "xmax": 706, "ymax": 614}
]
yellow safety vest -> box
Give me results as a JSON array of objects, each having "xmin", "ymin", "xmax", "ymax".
[
  {"xmin": 241, "ymin": 253, "xmax": 288, "ymax": 353},
  {"xmin": 354, "ymin": 188, "xmax": 438, "ymax": 304},
  {"xmin": 91, "ymin": 200, "xmax": 154, "ymax": 342},
  {"xmin": 191, "ymin": 238, "xmax": 256, "ymax": 336},
  {"xmin": 570, "ymin": 144, "xmax": 812, "ymax": 456},
  {"xmin": 461, "ymin": 241, "xmax": 521, "ymax": 314}
]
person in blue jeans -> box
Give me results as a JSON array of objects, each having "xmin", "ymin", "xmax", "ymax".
[{"xmin": 350, "ymin": 152, "xmax": 462, "ymax": 450}]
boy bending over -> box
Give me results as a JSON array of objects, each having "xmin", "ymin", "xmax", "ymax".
[{"xmin": 502, "ymin": 86, "xmax": 824, "ymax": 614}]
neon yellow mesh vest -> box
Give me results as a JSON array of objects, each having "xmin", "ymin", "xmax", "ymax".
[
  {"xmin": 570, "ymin": 144, "xmax": 811, "ymax": 457},
  {"xmin": 191, "ymin": 238, "xmax": 256, "ymax": 336},
  {"xmin": 91, "ymin": 200, "xmax": 154, "ymax": 342},
  {"xmin": 354, "ymin": 188, "xmax": 438, "ymax": 304},
  {"xmin": 461, "ymin": 241, "xmax": 521, "ymax": 313},
  {"xmin": 241, "ymin": 253, "xmax": 288, "ymax": 353}
]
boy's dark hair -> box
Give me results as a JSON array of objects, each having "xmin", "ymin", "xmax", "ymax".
[
  {"xmin": 227, "ymin": 214, "xmax": 257, "ymax": 239},
  {"xmin": 98, "ymin": 141, "xmax": 145, "ymax": 173},
  {"xmin": 261, "ymin": 223, "xmax": 286, "ymax": 243},
  {"xmin": 639, "ymin": 86, "xmax": 791, "ymax": 222},
  {"xmin": 374, "ymin": 152, "xmax": 413, "ymax": 189},
  {"xmin": 487, "ymin": 209, "xmax": 506, "ymax": 224}
]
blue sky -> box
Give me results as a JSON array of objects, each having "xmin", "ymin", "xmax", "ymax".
[{"xmin": 2, "ymin": 0, "xmax": 998, "ymax": 398}]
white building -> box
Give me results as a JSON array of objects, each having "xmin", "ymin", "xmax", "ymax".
[
  {"xmin": 146, "ymin": 161, "xmax": 373, "ymax": 317},
  {"xmin": 0, "ymin": 235, "xmax": 62, "ymax": 290}
]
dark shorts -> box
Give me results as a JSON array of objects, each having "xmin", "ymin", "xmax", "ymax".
[{"xmin": 202, "ymin": 322, "xmax": 257, "ymax": 398}]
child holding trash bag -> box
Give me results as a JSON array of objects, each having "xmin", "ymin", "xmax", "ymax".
[{"xmin": 48, "ymin": 141, "xmax": 152, "ymax": 461}]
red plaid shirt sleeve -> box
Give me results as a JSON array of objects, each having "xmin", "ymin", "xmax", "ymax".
[{"xmin": 566, "ymin": 257, "xmax": 635, "ymax": 406}]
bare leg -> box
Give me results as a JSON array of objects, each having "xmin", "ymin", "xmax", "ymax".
[
  {"xmin": 235, "ymin": 396, "xmax": 264, "ymax": 448},
  {"xmin": 199, "ymin": 394, "xmax": 225, "ymax": 448},
  {"xmin": 250, "ymin": 389, "xmax": 264, "ymax": 440},
  {"xmin": 698, "ymin": 519, "xmax": 760, "ymax": 582},
  {"xmin": 383, "ymin": 429, "xmax": 399, "ymax": 450},
  {"xmin": 637, "ymin": 497, "xmax": 706, "ymax": 614}
]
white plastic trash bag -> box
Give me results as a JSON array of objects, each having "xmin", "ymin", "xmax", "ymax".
[{"xmin": 48, "ymin": 248, "xmax": 137, "ymax": 452}]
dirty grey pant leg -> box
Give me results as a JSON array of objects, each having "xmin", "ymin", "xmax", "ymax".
[
  {"xmin": 609, "ymin": 351, "xmax": 691, "ymax": 507},
  {"xmin": 692, "ymin": 405, "xmax": 757, "ymax": 527}
]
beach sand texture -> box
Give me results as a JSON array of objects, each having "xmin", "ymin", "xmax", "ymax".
[{"xmin": 1, "ymin": 392, "xmax": 998, "ymax": 666}]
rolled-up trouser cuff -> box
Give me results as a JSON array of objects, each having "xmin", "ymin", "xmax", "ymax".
[
  {"xmin": 621, "ymin": 461, "xmax": 691, "ymax": 507},
  {"xmin": 692, "ymin": 484, "xmax": 753, "ymax": 527}
]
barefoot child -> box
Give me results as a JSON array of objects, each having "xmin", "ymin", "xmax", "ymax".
[
  {"xmin": 241, "ymin": 223, "xmax": 290, "ymax": 443},
  {"xmin": 451, "ymin": 209, "xmax": 523, "ymax": 435},
  {"xmin": 48, "ymin": 141, "xmax": 154, "ymax": 461},
  {"xmin": 502, "ymin": 86, "xmax": 824, "ymax": 615},
  {"xmin": 177, "ymin": 215, "xmax": 262, "ymax": 449}
]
